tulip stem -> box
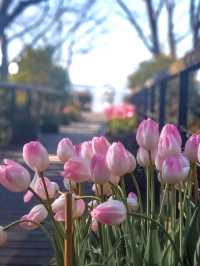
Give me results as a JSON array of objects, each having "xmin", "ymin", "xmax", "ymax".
[
  {"xmin": 179, "ymin": 185, "xmax": 183, "ymax": 260},
  {"xmin": 157, "ymin": 184, "xmax": 168, "ymax": 221},
  {"xmin": 146, "ymin": 166, "xmax": 150, "ymax": 235},
  {"xmin": 64, "ymin": 192, "xmax": 73, "ymax": 266}
]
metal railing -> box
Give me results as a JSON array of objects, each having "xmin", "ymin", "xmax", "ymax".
[
  {"xmin": 0, "ymin": 81, "xmax": 67, "ymax": 145},
  {"xmin": 130, "ymin": 59, "xmax": 200, "ymax": 135}
]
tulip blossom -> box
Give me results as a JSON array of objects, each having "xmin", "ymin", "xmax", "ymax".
[
  {"xmin": 80, "ymin": 141, "xmax": 93, "ymax": 160},
  {"xmin": 160, "ymin": 124, "xmax": 182, "ymax": 146},
  {"xmin": 0, "ymin": 226, "xmax": 7, "ymax": 246},
  {"xmin": 136, "ymin": 118, "xmax": 159, "ymax": 151},
  {"xmin": 158, "ymin": 134, "xmax": 181, "ymax": 158},
  {"xmin": 91, "ymin": 199, "xmax": 127, "ymax": 225},
  {"xmin": 24, "ymin": 175, "xmax": 59, "ymax": 202},
  {"xmin": 57, "ymin": 138, "xmax": 76, "ymax": 162},
  {"xmin": 127, "ymin": 151, "xmax": 136, "ymax": 173},
  {"xmin": 136, "ymin": 147, "xmax": 157, "ymax": 167},
  {"xmin": 23, "ymin": 141, "xmax": 49, "ymax": 172},
  {"xmin": 20, "ymin": 204, "xmax": 48, "ymax": 230},
  {"xmin": 106, "ymin": 142, "xmax": 130, "ymax": 176},
  {"xmin": 90, "ymin": 154, "xmax": 110, "ymax": 184},
  {"xmin": 92, "ymin": 136, "xmax": 110, "ymax": 156},
  {"xmin": 160, "ymin": 154, "xmax": 190, "ymax": 185},
  {"xmin": 155, "ymin": 153, "xmax": 165, "ymax": 172},
  {"xmin": 0, "ymin": 159, "xmax": 31, "ymax": 192},
  {"xmin": 91, "ymin": 218, "xmax": 98, "ymax": 232},
  {"xmin": 184, "ymin": 134, "xmax": 200, "ymax": 162},
  {"xmin": 127, "ymin": 192, "xmax": 138, "ymax": 212},
  {"xmin": 63, "ymin": 157, "xmax": 91, "ymax": 183}
]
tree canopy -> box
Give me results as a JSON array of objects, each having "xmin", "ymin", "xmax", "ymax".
[{"xmin": 10, "ymin": 46, "xmax": 71, "ymax": 91}]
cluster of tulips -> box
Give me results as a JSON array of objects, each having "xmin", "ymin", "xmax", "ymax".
[
  {"xmin": 104, "ymin": 103, "xmax": 137, "ymax": 134},
  {"xmin": 0, "ymin": 118, "xmax": 199, "ymax": 266}
]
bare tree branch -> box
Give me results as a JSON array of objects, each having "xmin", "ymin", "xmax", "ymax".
[{"xmin": 116, "ymin": 0, "xmax": 153, "ymax": 52}]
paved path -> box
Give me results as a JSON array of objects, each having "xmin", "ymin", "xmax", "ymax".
[{"xmin": 0, "ymin": 112, "xmax": 104, "ymax": 266}]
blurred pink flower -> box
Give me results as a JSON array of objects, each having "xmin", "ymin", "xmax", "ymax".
[
  {"xmin": 63, "ymin": 157, "xmax": 91, "ymax": 183},
  {"xmin": 80, "ymin": 141, "xmax": 93, "ymax": 160},
  {"xmin": 23, "ymin": 141, "xmax": 49, "ymax": 172},
  {"xmin": 136, "ymin": 118, "xmax": 159, "ymax": 151},
  {"xmin": 91, "ymin": 136, "xmax": 110, "ymax": 156},
  {"xmin": 127, "ymin": 192, "xmax": 138, "ymax": 212},
  {"xmin": 0, "ymin": 159, "xmax": 31, "ymax": 192},
  {"xmin": 91, "ymin": 199, "xmax": 127, "ymax": 225},
  {"xmin": 90, "ymin": 154, "xmax": 110, "ymax": 184},
  {"xmin": 184, "ymin": 134, "xmax": 200, "ymax": 162},
  {"xmin": 57, "ymin": 138, "xmax": 76, "ymax": 162}
]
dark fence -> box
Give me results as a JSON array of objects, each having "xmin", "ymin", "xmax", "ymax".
[
  {"xmin": 130, "ymin": 60, "xmax": 200, "ymax": 135},
  {"xmin": 0, "ymin": 81, "xmax": 67, "ymax": 145}
]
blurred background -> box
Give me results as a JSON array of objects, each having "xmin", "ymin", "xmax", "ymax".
[{"xmin": 0, "ymin": 0, "xmax": 199, "ymax": 145}]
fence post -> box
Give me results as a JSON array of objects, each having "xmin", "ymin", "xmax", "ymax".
[
  {"xmin": 178, "ymin": 70, "xmax": 189, "ymax": 129},
  {"xmin": 159, "ymin": 81, "xmax": 167, "ymax": 129}
]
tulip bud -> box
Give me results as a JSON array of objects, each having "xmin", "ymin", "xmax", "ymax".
[
  {"xmin": 91, "ymin": 154, "xmax": 110, "ymax": 184},
  {"xmin": 91, "ymin": 199, "xmax": 127, "ymax": 225},
  {"xmin": 23, "ymin": 141, "xmax": 49, "ymax": 172},
  {"xmin": 91, "ymin": 218, "xmax": 98, "ymax": 232},
  {"xmin": 155, "ymin": 153, "xmax": 165, "ymax": 172},
  {"xmin": 161, "ymin": 154, "xmax": 190, "ymax": 185},
  {"xmin": 74, "ymin": 199, "xmax": 85, "ymax": 218},
  {"xmin": 57, "ymin": 138, "xmax": 76, "ymax": 162},
  {"xmin": 51, "ymin": 193, "xmax": 76, "ymax": 213},
  {"xmin": 0, "ymin": 226, "xmax": 7, "ymax": 246},
  {"xmin": 158, "ymin": 134, "xmax": 181, "ymax": 158},
  {"xmin": 92, "ymin": 136, "xmax": 110, "ymax": 155},
  {"xmin": 127, "ymin": 192, "xmax": 138, "ymax": 212},
  {"xmin": 80, "ymin": 141, "xmax": 93, "ymax": 160},
  {"xmin": 136, "ymin": 118, "xmax": 159, "ymax": 151},
  {"xmin": 106, "ymin": 142, "xmax": 130, "ymax": 176},
  {"xmin": 0, "ymin": 159, "xmax": 31, "ymax": 192},
  {"xmin": 137, "ymin": 147, "xmax": 157, "ymax": 167},
  {"xmin": 127, "ymin": 151, "xmax": 136, "ymax": 173},
  {"xmin": 184, "ymin": 134, "xmax": 200, "ymax": 162},
  {"xmin": 20, "ymin": 204, "xmax": 48, "ymax": 230},
  {"xmin": 160, "ymin": 124, "xmax": 182, "ymax": 146},
  {"xmin": 63, "ymin": 157, "xmax": 91, "ymax": 183}
]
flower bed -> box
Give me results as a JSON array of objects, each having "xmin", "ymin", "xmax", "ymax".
[{"xmin": 0, "ymin": 119, "xmax": 199, "ymax": 266}]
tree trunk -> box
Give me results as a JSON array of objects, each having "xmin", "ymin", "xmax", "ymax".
[
  {"xmin": 145, "ymin": 0, "xmax": 161, "ymax": 56},
  {"xmin": 0, "ymin": 32, "xmax": 8, "ymax": 80}
]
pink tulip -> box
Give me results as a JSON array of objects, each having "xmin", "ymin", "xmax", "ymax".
[
  {"xmin": 53, "ymin": 197, "xmax": 85, "ymax": 220},
  {"xmin": 74, "ymin": 199, "xmax": 85, "ymax": 218},
  {"xmin": 20, "ymin": 204, "xmax": 48, "ymax": 230},
  {"xmin": 57, "ymin": 138, "xmax": 76, "ymax": 162},
  {"xmin": 23, "ymin": 141, "xmax": 49, "ymax": 172},
  {"xmin": 92, "ymin": 136, "xmax": 110, "ymax": 155},
  {"xmin": 155, "ymin": 153, "xmax": 165, "ymax": 172},
  {"xmin": 127, "ymin": 151, "xmax": 136, "ymax": 173},
  {"xmin": 160, "ymin": 124, "xmax": 182, "ymax": 146},
  {"xmin": 110, "ymin": 175, "xmax": 120, "ymax": 185},
  {"xmin": 161, "ymin": 154, "xmax": 190, "ymax": 185},
  {"xmin": 63, "ymin": 157, "xmax": 91, "ymax": 183},
  {"xmin": 127, "ymin": 192, "xmax": 138, "ymax": 212},
  {"xmin": 91, "ymin": 218, "xmax": 98, "ymax": 232},
  {"xmin": 184, "ymin": 134, "xmax": 200, "ymax": 162},
  {"xmin": 92, "ymin": 183, "xmax": 112, "ymax": 196},
  {"xmin": 90, "ymin": 154, "xmax": 110, "ymax": 184},
  {"xmin": 136, "ymin": 118, "xmax": 159, "ymax": 151},
  {"xmin": 91, "ymin": 199, "xmax": 127, "ymax": 225},
  {"xmin": 198, "ymin": 144, "xmax": 200, "ymax": 162},
  {"xmin": 136, "ymin": 147, "xmax": 157, "ymax": 167},
  {"xmin": 24, "ymin": 176, "xmax": 58, "ymax": 202},
  {"xmin": 106, "ymin": 142, "xmax": 130, "ymax": 176},
  {"xmin": 80, "ymin": 141, "xmax": 93, "ymax": 160},
  {"xmin": 0, "ymin": 226, "xmax": 7, "ymax": 246},
  {"xmin": 158, "ymin": 134, "xmax": 181, "ymax": 158},
  {"xmin": 0, "ymin": 159, "xmax": 31, "ymax": 192}
]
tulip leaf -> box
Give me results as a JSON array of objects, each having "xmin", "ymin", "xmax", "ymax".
[
  {"xmin": 194, "ymin": 235, "xmax": 200, "ymax": 266},
  {"xmin": 144, "ymin": 228, "xmax": 162, "ymax": 266}
]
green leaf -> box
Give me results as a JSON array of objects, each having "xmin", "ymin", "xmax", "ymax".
[
  {"xmin": 194, "ymin": 236, "xmax": 200, "ymax": 266},
  {"xmin": 144, "ymin": 228, "xmax": 162, "ymax": 266}
]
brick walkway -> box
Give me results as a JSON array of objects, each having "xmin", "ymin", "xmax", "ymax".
[{"xmin": 0, "ymin": 112, "xmax": 104, "ymax": 266}]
